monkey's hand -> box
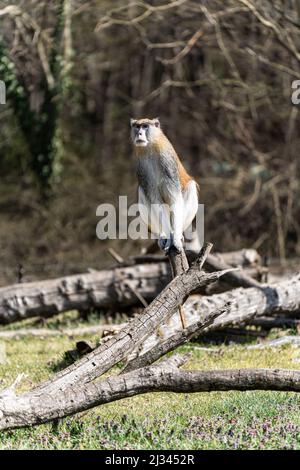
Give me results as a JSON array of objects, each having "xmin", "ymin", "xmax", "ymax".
[{"xmin": 158, "ymin": 233, "xmax": 172, "ymax": 252}]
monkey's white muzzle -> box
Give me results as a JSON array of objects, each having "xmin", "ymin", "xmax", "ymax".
[
  {"xmin": 135, "ymin": 138, "xmax": 148, "ymax": 147},
  {"xmin": 134, "ymin": 128, "xmax": 148, "ymax": 146}
]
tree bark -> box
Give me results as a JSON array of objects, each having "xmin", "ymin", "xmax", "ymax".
[
  {"xmin": 205, "ymin": 253, "xmax": 261, "ymax": 288},
  {"xmin": 2, "ymin": 353, "xmax": 300, "ymax": 431},
  {"xmin": 0, "ymin": 250, "xmax": 261, "ymax": 325},
  {"xmin": 210, "ymin": 249, "xmax": 261, "ymax": 267},
  {"xmin": 131, "ymin": 274, "xmax": 300, "ymax": 359},
  {"xmin": 125, "ymin": 250, "xmax": 264, "ymax": 287},
  {"xmin": 137, "ymin": 248, "xmax": 261, "ymax": 268},
  {"xmin": 0, "ymin": 262, "xmax": 170, "ymax": 324},
  {"xmin": 0, "ymin": 251, "xmax": 299, "ymax": 431},
  {"xmin": 29, "ymin": 244, "xmax": 232, "ymax": 394},
  {"xmin": 124, "ymin": 304, "xmax": 230, "ymax": 372}
]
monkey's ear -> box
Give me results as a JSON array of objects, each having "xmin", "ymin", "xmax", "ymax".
[
  {"xmin": 130, "ymin": 118, "xmax": 137, "ymax": 127},
  {"xmin": 154, "ymin": 118, "xmax": 160, "ymax": 128}
]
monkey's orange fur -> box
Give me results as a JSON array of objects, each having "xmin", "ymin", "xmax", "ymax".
[{"xmin": 133, "ymin": 119, "xmax": 195, "ymax": 191}]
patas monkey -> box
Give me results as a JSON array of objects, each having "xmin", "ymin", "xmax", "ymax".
[{"xmin": 130, "ymin": 117, "xmax": 199, "ymax": 253}]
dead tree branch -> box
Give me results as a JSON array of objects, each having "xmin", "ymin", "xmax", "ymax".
[
  {"xmin": 2, "ymin": 353, "xmax": 300, "ymax": 431},
  {"xmin": 124, "ymin": 303, "xmax": 231, "ymax": 372},
  {"xmin": 134, "ymin": 274, "xmax": 300, "ymax": 358},
  {"xmin": 30, "ymin": 243, "xmax": 232, "ymax": 394}
]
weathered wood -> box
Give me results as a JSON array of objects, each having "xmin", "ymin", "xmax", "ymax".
[
  {"xmin": 57, "ymin": 275, "xmax": 300, "ymax": 370},
  {"xmin": 167, "ymin": 245, "xmax": 190, "ymax": 329},
  {"xmin": 138, "ymin": 248, "xmax": 262, "ymax": 268},
  {"xmin": 167, "ymin": 243, "xmax": 212, "ymax": 330},
  {"xmin": 33, "ymin": 272, "xmax": 300, "ymax": 399},
  {"xmin": 0, "ymin": 262, "xmax": 170, "ymax": 324},
  {"xmin": 122, "ymin": 250, "xmax": 265, "ymax": 288},
  {"xmin": 205, "ymin": 253, "xmax": 261, "ymax": 288},
  {"xmin": 132, "ymin": 274, "xmax": 300, "ymax": 358},
  {"xmin": 2, "ymin": 353, "xmax": 300, "ymax": 431},
  {"xmin": 168, "ymin": 246, "xmax": 190, "ymax": 276},
  {"xmin": 213, "ymin": 249, "xmax": 261, "ymax": 267},
  {"xmin": 30, "ymin": 244, "xmax": 232, "ymax": 394},
  {"xmin": 0, "ymin": 250, "xmax": 260, "ymax": 325},
  {"xmin": 0, "ymin": 250, "xmax": 298, "ymax": 431},
  {"xmin": 124, "ymin": 304, "xmax": 230, "ymax": 372}
]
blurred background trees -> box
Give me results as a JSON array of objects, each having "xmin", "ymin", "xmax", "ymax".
[{"xmin": 0, "ymin": 0, "xmax": 299, "ymax": 284}]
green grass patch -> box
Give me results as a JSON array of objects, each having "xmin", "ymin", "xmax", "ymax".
[{"xmin": 1, "ymin": 317, "xmax": 300, "ymax": 450}]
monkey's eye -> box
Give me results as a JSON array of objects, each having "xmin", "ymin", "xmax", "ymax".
[{"xmin": 142, "ymin": 124, "xmax": 149, "ymax": 129}]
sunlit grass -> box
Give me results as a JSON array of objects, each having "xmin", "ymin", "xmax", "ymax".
[{"xmin": 1, "ymin": 315, "xmax": 300, "ymax": 450}]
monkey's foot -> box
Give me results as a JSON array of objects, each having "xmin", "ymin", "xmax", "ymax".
[
  {"xmin": 171, "ymin": 233, "xmax": 184, "ymax": 253},
  {"xmin": 158, "ymin": 234, "xmax": 172, "ymax": 252}
]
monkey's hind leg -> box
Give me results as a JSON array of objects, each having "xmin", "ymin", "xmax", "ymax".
[
  {"xmin": 182, "ymin": 180, "xmax": 199, "ymax": 231},
  {"xmin": 152, "ymin": 202, "xmax": 172, "ymax": 252}
]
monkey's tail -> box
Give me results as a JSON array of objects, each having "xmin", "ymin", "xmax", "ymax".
[{"xmin": 179, "ymin": 305, "xmax": 187, "ymax": 329}]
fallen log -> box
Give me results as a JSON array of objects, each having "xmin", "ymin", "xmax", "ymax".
[
  {"xmin": 3, "ymin": 314, "xmax": 297, "ymax": 342},
  {"xmin": 138, "ymin": 248, "xmax": 262, "ymax": 268},
  {"xmin": 0, "ymin": 262, "xmax": 170, "ymax": 324},
  {"xmin": 24, "ymin": 272, "xmax": 300, "ymax": 397},
  {"xmin": 2, "ymin": 353, "xmax": 300, "ymax": 430},
  {"xmin": 10, "ymin": 272, "xmax": 298, "ymax": 369},
  {"xmin": 124, "ymin": 305, "xmax": 230, "ymax": 372},
  {"xmin": 0, "ymin": 244, "xmax": 298, "ymax": 431},
  {"xmin": 0, "ymin": 251, "xmax": 262, "ymax": 325},
  {"xmin": 30, "ymin": 243, "xmax": 231, "ymax": 394},
  {"xmin": 205, "ymin": 253, "xmax": 261, "ymax": 288},
  {"xmin": 133, "ymin": 274, "xmax": 300, "ymax": 358},
  {"xmin": 114, "ymin": 250, "xmax": 264, "ymax": 289},
  {"xmin": 211, "ymin": 248, "xmax": 261, "ymax": 267}
]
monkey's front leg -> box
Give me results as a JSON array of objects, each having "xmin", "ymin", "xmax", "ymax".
[
  {"xmin": 156, "ymin": 204, "xmax": 172, "ymax": 252},
  {"xmin": 138, "ymin": 187, "xmax": 172, "ymax": 251},
  {"xmin": 170, "ymin": 195, "xmax": 184, "ymax": 252}
]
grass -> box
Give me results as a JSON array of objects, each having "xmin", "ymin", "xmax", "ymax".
[{"xmin": 1, "ymin": 313, "xmax": 300, "ymax": 450}]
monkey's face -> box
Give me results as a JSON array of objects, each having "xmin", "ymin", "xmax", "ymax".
[{"xmin": 130, "ymin": 118, "xmax": 160, "ymax": 147}]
